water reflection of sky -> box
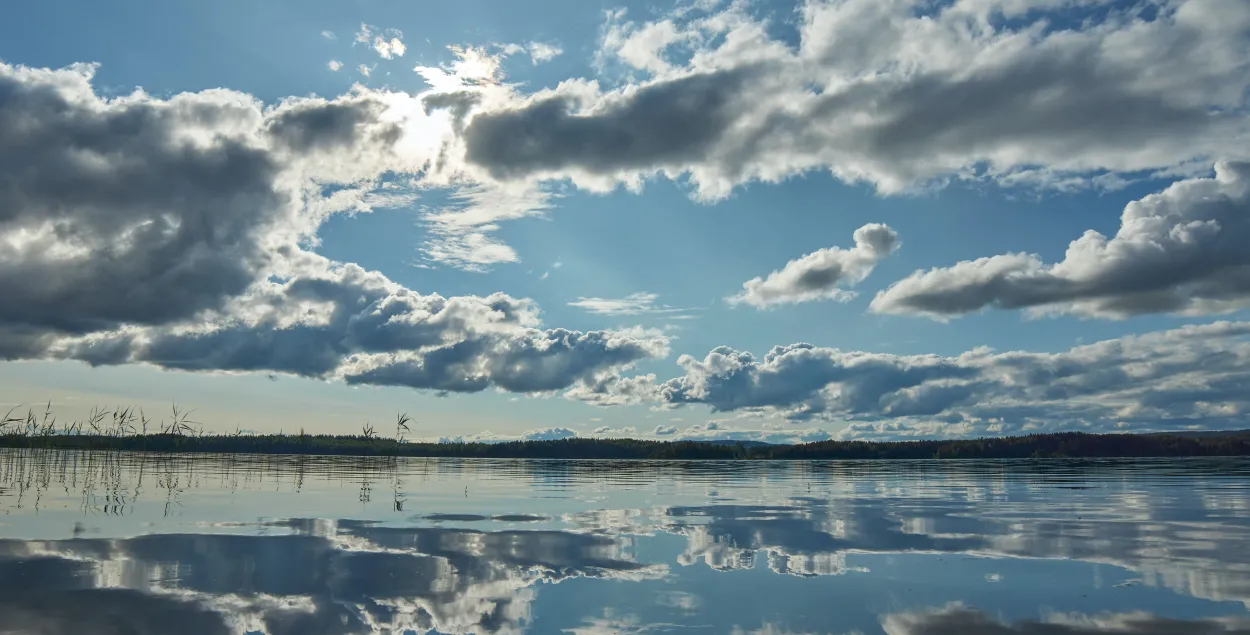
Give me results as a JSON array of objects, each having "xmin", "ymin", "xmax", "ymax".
[{"xmin": 1, "ymin": 451, "xmax": 1248, "ymax": 634}]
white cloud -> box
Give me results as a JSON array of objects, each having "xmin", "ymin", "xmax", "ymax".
[
  {"xmin": 321, "ymin": 30, "xmax": 336, "ymax": 40},
  {"xmin": 375, "ymin": 37, "xmax": 406, "ymax": 59},
  {"xmin": 569, "ymin": 293, "xmax": 698, "ymax": 318},
  {"xmin": 356, "ymin": 24, "xmax": 407, "ymax": 59},
  {"xmin": 527, "ymin": 41, "xmax": 564, "ymax": 64},
  {"xmin": 656, "ymin": 321, "xmax": 1250, "ymax": 435},
  {"xmin": 458, "ymin": 0, "xmax": 1250, "ymax": 200},
  {"xmin": 730, "ymin": 223, "xmax": 899, "ymax": 308},
  {"xmin": 872, "ymin": 161, "xmax": 1250, "ymax": 319},
  {"xmin": 357, "ymin": 63, "xmax": 372, "ymax": 77},
  {"xmin": 419, "ymin": 182, "xmax": 554, "ymax": 270},
  {"xmin": 521, "ymin": 427, "xmax": 578, "ymax": 441},
  {"xmin": 497, "ymin": 41, "xmax": 564, "ymax": 65},
  {"xmin": 653, "ymin": 425, "xmax": 677, "ymax": 436},
  {"xmin": 676, "ymin": 422, "xmax": 833, "ymax": 445},
  {"xmin": 327, "ymin": 60, "xmax": 343, "ymax": 72}
]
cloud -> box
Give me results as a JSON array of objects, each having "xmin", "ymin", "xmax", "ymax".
[
  {"xmin": 419, "ymin": 182, "xmax": 553, "ymax": 270},
  {"xmin": 872, "ymin": 161, "xmax": 1250, "ymax": 319},
  {"xmin": 881, "ymin": 604, "xmax": 1250, "ymax": 635},
  {"xmin": 656, "ymin": 321, "xmax": 1250, "ymax": 433},
  {"xmin": 340, "ymin": 326, "xmax": 667, "ymax": 394},
  {"xmin": 730, "ymin": 223, "xmax": 898, "ymax": 308},
  {"xmin": 526, "ymin": 41, "xmax": 564, "ymax": 64},
  {"xmin": 653, "ymin": 425, "xmax": 677, "ymax": 436},
  {"xmin": 0, "ymin": 62, "xmax": 668, "ymax": 402},
  {"xmin": 569, "ymin": 293, "xmax": 697, "ymax": 318},
  {"xmin": 453, "ymin": 0, "xmax": 1250, "ymax": 200},
  {"xmin": 356, "ymin": 24, "xmax": 406, "ymax": 59},
  {"xmin": 326, "ymin": 60, "xmax": 343, "ymax": 71},
  {"xmin": 357, "ymin": 63, "xmax": 372, "ymax": 77},
  {"xmin": 0, "ymin": 522, "xmax": 662, "ymax": 635},
  {"xmin": 500, "ymin": 41, "xmax": 565, "ymax": 65},
  {"xmin": 521, "ymin": 427, "xmax": 578, "ymax": 441},
  {"xmin": 567, "ymin": 373, "xmax": 661, "ymax": 406},
  {"xmin": 438, "ymin": 427, "xmax": 578, "ymax": 443},
  {"xmin": 675, "ymin": 423, "xmax": 832, "ymax": 445},
  {"xmin": 320, "ymin": 30, "xmax": 336, "ymax": 40}
]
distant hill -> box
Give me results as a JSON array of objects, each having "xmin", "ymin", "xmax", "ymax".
[{"xmin": 1147, "ymin": 429, "xmax": 1250, "ymax": 439}]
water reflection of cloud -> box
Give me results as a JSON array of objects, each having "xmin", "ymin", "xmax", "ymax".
[
  {"xmin": 652, "ymin": 495, "xmax": 1250, "ymax": 606},
  {"xmin": 5, "ymin": 452, "xmax": 1250, "ymax": 631},
  {"xmin": 0, "ymin": 523, "xmax": 664, "ymax": 635},
  {"xmin": 881, "ymin": 604, "xmax": 1250, "ymax": 635}
]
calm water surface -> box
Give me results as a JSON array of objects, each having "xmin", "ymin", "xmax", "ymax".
[{"xmin": 1, "ymin": 450, "xmax": 1249, "ymax": 634}]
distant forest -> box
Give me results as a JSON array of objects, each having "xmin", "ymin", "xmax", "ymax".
[{"xmin": 2, "ymin": 430, "xmax": 1249, "ymax": 460}]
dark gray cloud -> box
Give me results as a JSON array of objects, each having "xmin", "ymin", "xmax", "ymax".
[
  {"xmin": 451, "ymin": 0, "xmax": 1250, "ymax": 197},
  {"xmin": 266, "ymin": 99, "xmax": 401, "ymax": 153},
  {"xmin": 0, "ymin": 62, "xmax": 416, "ymax": 343},
  {"xmin": 656, "ymin": 321, "xmax": 1250, "ymax": 434},
  {"xmin": 882, "ymin": 605, "xmax": 1250, "ymax": 635},
  {"xmin": 464, "ymin": 66, "xmax": 757, "ymax": 181},
  {"xmin": 55, "ymin": 260, "xmax": 666, "ymax": 396},
  {"xmin": 342, "ymin": 327, "xmax": 666, "ymax": 394},
  {"xmin": 730, "ymin": 223, "xmax": 899, "ymax": 308},
  {"xmin": 0, "ymin": 63, "xmax": 282, "ymax": 335},
  {"xmin": 872, "ymin": 162, "xmax": 1250, "ymax": 319},
  {"xmin": 660, "ymin": 343, "xmax": 973, "ymax": 418}
]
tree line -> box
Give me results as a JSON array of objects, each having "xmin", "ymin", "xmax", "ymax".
[{"xmin": 2, "ymin": 430, "xmax": 1248, "ymax": 460}]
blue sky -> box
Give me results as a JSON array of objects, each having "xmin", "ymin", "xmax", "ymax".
[{"xmin": 1, "ymin": 0, "xmax": 1249, "ymax": 442}]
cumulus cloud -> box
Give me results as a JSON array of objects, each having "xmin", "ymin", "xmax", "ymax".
[
  {"xmin": 730, "ymin": 223, "xmax": 898, "ymax": 308},
  {"xmin": 567, "ymin": 373, "xmax": 661, "ymax": 407},
  {"xmin": 356, "ymin": 24, "xmax": 406, "ymax": 59},
  {"xmin": 455, "ymin": 0, "xmax": 1250, "ymax": 199},
  {"xmin": 881, "ymin": 604, "xmax": 1250, "ymax": 635},
  {"xmin": 872, "ymin": 161, "xmax": 1250, "ymax": 319},
  {"xmin": 657, "ymin": 321, "xmax": 1250, "ymax": 434},
  {"xmin": 653, "ymin": 425, "xmax": 677, "ymax": 436},
  {"xmin": 526, "ymin": 41, "xmax": 564, "ymax": 64},
  {"xmin": 326, "ymin": 60, "xmax": 343, "ymax": 71},
  {"xmin": 0, "ymin": 62, "xmax": 668, "ymax": 402},
  {"xmin": 320, "ymin": 30, "xmax": 336, "ymax": 40},
  {"xmin": 676, "ymin": 423, "xmax": 832, "ymax": 445},
  {"xmin": 521, "ymin": 427, "xmax": 578, "ymax": 441}
]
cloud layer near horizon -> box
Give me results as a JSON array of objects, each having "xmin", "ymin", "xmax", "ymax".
[{"xmin": 650, "ymin": 321, "xmax": 1250, "ymax": 436}]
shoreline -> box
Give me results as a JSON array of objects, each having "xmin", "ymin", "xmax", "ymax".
[{"xmin": 3, "ymin": 430, "xmax": 1249, "ymax": 460}]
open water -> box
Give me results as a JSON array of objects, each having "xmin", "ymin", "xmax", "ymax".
[{"xmin": 1, "ymin": 450, "xmax": 1248, "ymax": 634}]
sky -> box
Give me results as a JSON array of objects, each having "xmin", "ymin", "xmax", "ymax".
[{"xmin": 1, "ymin": 0, "xmax": 1249, "ymax": 443}]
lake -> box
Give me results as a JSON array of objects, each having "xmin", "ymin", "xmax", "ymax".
[{"xmin": 1, "ymin": 450, "xmax": 1249, "ymax": 634}]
